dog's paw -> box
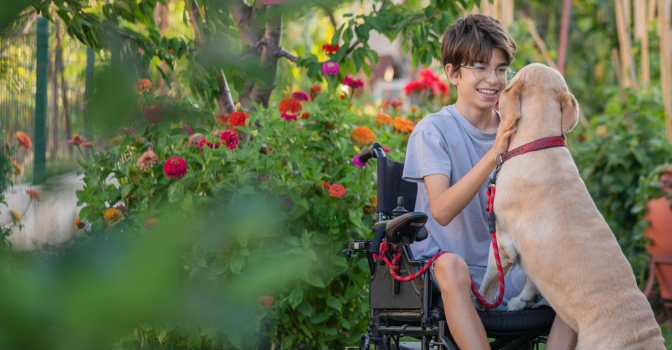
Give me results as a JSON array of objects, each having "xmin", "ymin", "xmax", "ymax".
[
  {"xmin": 472, "ymin": 295, "xmax": 485, "ymax": 311},
  {"xmin": 506, "ymin": 296, "xmax": 531, "ymax": 311}
]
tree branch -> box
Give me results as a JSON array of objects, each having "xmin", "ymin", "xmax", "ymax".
[
  {"xmin": 184, "ymin": 0, "xmax": 203, "ymax": 43},
  {"xmin": 63, "ymin": 0, "xmax": 147, "ymax": 45},
  {"xmin": 321, "ymin": 5, "xmax": 337, "ymax": 30},
  {"xmin": 279, "ymin": 47, "xmax": 297, "ymax": 62},
  {"xmin": 239, "ymin": 38, "xmax": 267, "ymax": 58},
  {"xmin": 217, "ymin": 69, "xmax": 236, "ymax": 115},
  {"xmin": 249, "ymin": 6, "xmax": 284, "ymax": 108}
]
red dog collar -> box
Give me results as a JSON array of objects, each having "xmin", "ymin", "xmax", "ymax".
[{"xmin": 501, "ymin": 136, "xmax": 567, "ymax": 163}]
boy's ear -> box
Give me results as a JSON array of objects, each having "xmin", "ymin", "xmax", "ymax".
[
  {"xmin": 445, "ymin": 64, "xmax": 460, "ymax": 85},
  {"xmin": 499, "ymin": 80, "xmax": 524, "ymax": 130},
  {"xmin": 559, "ymin": 91, "xmax": 579, "ymax": 134}
]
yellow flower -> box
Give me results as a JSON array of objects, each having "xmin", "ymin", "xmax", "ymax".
[
  {"xmin": 9, "ymin": 210, "xmax": 21, "ymax": 224},
  {"xmin": 103, "ymin": 208, "xmax": 125, "ymax": 227},
  {"xmin": 596, "ymin": 125, "xmax": 607, "ymax": 138}
]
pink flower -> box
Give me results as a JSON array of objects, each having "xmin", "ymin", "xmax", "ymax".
[
  {"xmin": 137, "ymin": 149, "xmax": 159, "ymax": 172},
  {"xmin": 382, "ymin": 146, "xmax": 391, "ymax": 153},
  {"xmin": 199, "ymin": 138, "xmax": 220, "ymax": 153},
  {"xmin": 119, "ymin": 127, "xmax": 135, "ymax": 135},
  {"xmin": 81, "ymin": 142, "xmax": 93, "ymax": 148},
  {"xmin": 182, "ymin": 126, "xmax": 194, "ymax": 136},
  {"xmin": 187, "ymin": 133, "xmax": 204, "ymax": 148},
  {"xmin": 291, "ymin": 91, "xmax": 310, "ymax": 102},
  {"xmin": 67, "ymin": 134, "xmax": 87, "ymax": 146},
  {"xmin": 254, "ymin": 174, "xmax": 270, "ymax": 182},
  {"xmin": 343, "ymin": 76, "xmax": 364, "ymax": 89},
  {"xmin": 220, "ymin": 130, "xmax": 239, "ymax": 150},
  {"xmin": 258, "ymin": 295, "xmax": 274, "ymax": 308},
  {"xmin": 164, "ymin": 157, "xmax": 187, "ymax": 179},
  {"xmin": 353, "ymin": 154, "xmax": 366, "ymax": 167},
  {"xmin": 281, "ymin": 112, "xmax": 297, "ymax": 121},
  {"xmin": 322, "ymin": 62, "xmax": 340, "ymax": 75},
  {"xmin": 294, "ymin": 125, "xmax": 303, "ymax": 129}
]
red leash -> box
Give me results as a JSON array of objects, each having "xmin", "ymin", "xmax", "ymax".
[{"xmin": 371, "ymin": 136, "xmax": 567, "ymax": 309}]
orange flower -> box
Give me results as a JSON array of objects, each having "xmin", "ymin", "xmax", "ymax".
[
  {"xmin": 228, "ymin": 111, "xmax": 250, "ymax": 129},
  {"xmin": 12, "ymin": 161, "xmax": 22, "ymax": 176},
  {"xmin": 143, "ymin": 104, "xmax": 163, "ymax": 124},
  {"xmin": 375, "ymin": 113, "xmax": 392, "ymax": 127},
  {"xmin": 9, "ymin": 209, "xmax": 21, "ymax": 224},
  {"xmin": 279, "ymin": 98, "xmax": 302, "ymax": 114},
  {"xmin": 350, "ymin": 126, "xmax": 376, "ymax": 147},
  {"xmin": 329, "ymin": 183, "xmax": 346, "ymax": 198},
  {"xmin": 300, "ymin": 111, "xmax": 311, "ymax": 120},
  {"xmin": 393, "ymin": 117, "xmax": 415, "ymax": 134},
  {"xmin": 103, "ymin": 208, "xmax": 125, "ymax": 227},
  {"xmin": 73, "ymin": 218, "xmax": 91, "ymax": 233},
  {"xmin": 134, "ymin": 78, "xmax": 152, "ymax": 94},
  {"xmin": 26, "ymin": 189, "xmax": 41, "ymax": 201},
  {"xmin": 217, "ymin": 114, "xmax": 228, "ymax": 124},
  {"xmin": 109, "ymin": 136, "xmax": 122, "ymax": 145},
  {"xmin": 13, "ymin": 132, "xmax": 31, "ymax": 149},
  {"xmin": 310, "ymin": 85, "xmax": 322, "ymax": 101}
]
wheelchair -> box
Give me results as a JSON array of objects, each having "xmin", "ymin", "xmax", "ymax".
[{"xmin": 343, "ymin": 142, "xmax": 557, "ymax": 350}]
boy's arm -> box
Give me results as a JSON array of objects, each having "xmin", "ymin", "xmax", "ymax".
[{"xmin": 426, "ymin": 123, "xmax": 516, "ymax": 226}]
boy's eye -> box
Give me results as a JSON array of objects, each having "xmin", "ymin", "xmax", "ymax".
[
  {"xmin": 473, "ymin": 65, "xmax": 487, "ymax": 71},
  {"xmin": 497, "ymin": 68, "xmax": 509, "ymax": 74}
]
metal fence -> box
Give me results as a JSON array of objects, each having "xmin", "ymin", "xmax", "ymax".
[{"xmin": 1, "ymin": 15, "xmax": 91, "ymax": 191}]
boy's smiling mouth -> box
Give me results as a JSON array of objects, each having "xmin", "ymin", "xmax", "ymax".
[{"xmin": 476, "ymin": 88, "xmax": 499, "ymax": 98}]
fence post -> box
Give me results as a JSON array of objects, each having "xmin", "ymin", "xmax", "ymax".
[
  {"xmin": 33, "ymin": 16, "xmax": 48, "ymax": 184},
  {"xmin": 84, "ymin": 47, "xmax": 94, "ymax": 157}
]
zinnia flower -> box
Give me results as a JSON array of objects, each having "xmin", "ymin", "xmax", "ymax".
[
  {"xmin": 322, "ymin": 62, "xmax": 340, "ymax": 75},
  {"xmin": 596, "ymin": 125, "xmax": 607, "ymax": 138},
  {"xmin": 82, "ymin": 142, "xmax": 93, "ymax": 148},
  {"xmin": 258, "ymin": 295, "xmax": 274, "ymax": 308},
  {"xmin": 279, "ymin": 98, "xmax": 302, "ymax": 113},
  {"xmin": 144, "ymin": 218, "xmax": 160, "ymax": 228},
  {"xmin": 199, "ymin": 139, "xmax": 220, "ymax": 153},
  {"xmin": 382, "ymin": 145, "xmax": 391, "ymax": 153},
  {"xmin": 329, "ymin": 183, "xmax": 346, "ymax": 198},
  {"xmin": 103, "ymin": 207, "xmax": 125, "ymax": 227},
  {"xmin": 310, "ymin": 85, "xmax": 322, "ymax": 101},
  {"xmin": 119, "ymin": 127, "xmax": 136, "ymax": 135},
  {"xmin": 137, "ymin": 149, "xmax": 159, "ymax": 172},
  {"xmin": 134, "ymin": 78, "xmax": 152, "ymax": 94},
  {"xmin": 322, "ymin": 43, "xmax": 340, "ymax": 54},
  {"xmin": 109, "ymin": 136, "xmax": 122, "ymax": 145},
  {"xmin": 73, "ymin": 218, "xmax": 91, "ymax": 233},
  {"xmin": 217, "ymin": 114, "xmax": 228, "ymax": 124},
  {"xmin": 393, "ymin": 117, "xmax": 415, "ymax": 134},
  {"xmin": 13, "ymin": 132, "xmax": 31, "ymax": 149},
  {"xmin": 375, "ymin": 113, "xmax": 393, "ymax": 126},
  {"xmin": 220, "ymin": 130, "xmax": 239, "ymax": 150},
  {"xmin": 164, "ymin": 157, "xmax": 187, "ymax": 179},
  {"xmin": 382, "ymin": 98, "xmax": 403, "ymax": 111},
  {"xmin": 343, "ymin": 76, "xmax": 364, "ymax": 89},
  {"xmin": 67, "ymin": 134, "xmax": 87, "ymax": 146},
  {"xmin": 114, "ymin": 203, "xmax": 129, "ymax": 217},
  {"xmin": 291, "ymin": 91, "xmax": 310, "ymax": 102},
  {"xmin": 254, "ymin": 174, "xmax": 270, "ymax": 182},
  {"xmin": 143, "ymin": 104, "xmax": 163, "ymax": 124},
  {"xmin": 353, "ymin": 154, "xmax": 366, "ymax": 168},
  {"xmin": 227, "ymin": 111, "xmax": 250, "ymax": 130},
  {"xmin": 300, "ymin": 111, "xmax": 310, "ymax": 120},
  {"xmin": 12, "ymin": 161, "xmax": 22, "ymax": 175},
  {"xmin": 182, "ymin": 126, "xmax": 194, "ymax": 136},
  {"xmin": 26, "ymin": 189, "xmax": 41, "ymax": 201},
  {"xmin": 188, "ymin": 133, "xmax": 205, "ymax": 148},
  {"xmin": 350, "ymin": 126, "xmax": 376, "ymax": 147},
  {"xmin": 281, "ymin": 112, "xmax": 297, "ymax": 121},
  {"xmin": 9, "ymin": 209, "xmax": 21, "ymax": 224}
]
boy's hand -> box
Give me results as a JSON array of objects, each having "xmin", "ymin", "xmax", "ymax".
[{"xmin": 490, "ymin": 122, "xmax": 516, "ymax": 164}]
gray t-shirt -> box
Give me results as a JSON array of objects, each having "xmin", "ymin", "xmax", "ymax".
[{"xmin": 402, "ymin": 105, "xmax": 547, "ymax": 311}]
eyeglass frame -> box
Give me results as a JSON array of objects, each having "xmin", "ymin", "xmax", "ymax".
[{"xmin": 458, "ymin": 64, "xmax": 516, "ymax": 84}]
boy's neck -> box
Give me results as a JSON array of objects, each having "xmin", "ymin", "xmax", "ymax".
[{"xmin": 454, "ymin": 99, "xmax": 499, "ymax": 133}]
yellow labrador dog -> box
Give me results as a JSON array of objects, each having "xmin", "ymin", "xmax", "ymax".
[{"xmin": 478, "ymin": 63, "xmax": 665, "ymax": 349}]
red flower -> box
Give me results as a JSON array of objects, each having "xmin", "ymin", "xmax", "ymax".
[
  {"xmin": 404, "ymin": 69, "xmax": 448, "ymax": 96},
  {"xmin": 217, "ymin": 114, "xmax": 229, "ymax": 124},
  {"xmin": 199, "ymin": 138, "xmax": 220, "ymax": 153},
  {"xmin": 322, "ymin": 43, "xmax": 340, "ymax": 54},
  {"xmin": 164, "ymin": 157, "xmax": 187, "ymax": 179},
  {"xmin": 317, "ymin": 181, "xmax": 330, "ymax": 189},
  {"xmin": 310, "ymin": 85, "xmax": 322, "ymax": 101},
  {"xmin": 220, "ymin": 130, "xmax": 239, "ymax": 150},
  {"xmin": 281, "ymin": 112, "xmax": 297, "ymax": 121},
  {"xmin": 258, "ymin": 295, "xmax": 274, "ymax": 308},
  {"xmin": 329, "ymin": 183, "xmax": 346, "ymax": 198},
  {"xmin": 143, "ymin": 104, "xmax": 164, "ymax": 124},
  {"xmin": 13, "ymin": 132, "xmax": 31, "ymax": 149},
  {"xmin": 343, "ymin": 76, "xmax": 364, "ymax": 89},
  {"xmin": 291, "ymin": 91, "xmax": 310, "ymax": 102},
  {"xmin": 279, "ymin": 98, "xmax": 302, "ymax": 113},
  {"xmin": 382, "ymin": 98, "xmax": 403, "ymax": 111},
  {"xmin": 228, "ymin": 111, "xmax": 249, "ymax": 129}
]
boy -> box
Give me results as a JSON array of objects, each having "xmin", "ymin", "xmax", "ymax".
[{"xmin": 402, "ymin": 14, "xmax": 577, "ymax": 349}]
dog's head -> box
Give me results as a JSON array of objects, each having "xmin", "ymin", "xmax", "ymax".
[{"xmin": 499, "ymin": 63, "xmax": 579, "ymax": 139}]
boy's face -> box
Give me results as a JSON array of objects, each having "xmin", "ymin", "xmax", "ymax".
[{"xmin": 445, "ymin": 47, "xmax": 509, "ymax": 112}]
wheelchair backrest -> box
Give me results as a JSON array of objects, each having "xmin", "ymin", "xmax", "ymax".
[{"xmin": 376, "ymin": 158, "xmax": 418, "ymax": 219}]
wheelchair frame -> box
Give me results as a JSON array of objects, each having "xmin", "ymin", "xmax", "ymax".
[{"xmin": 343, "ymin": 143, "xmax": 553, "ymax": 350}]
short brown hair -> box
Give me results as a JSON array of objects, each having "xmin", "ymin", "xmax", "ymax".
[{"xmin": 440, "ymin": 14, "xmax": 516, "ymax": 72}]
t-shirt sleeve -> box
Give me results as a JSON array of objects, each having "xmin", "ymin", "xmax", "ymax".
[{"xmin": 402, "ymin": 129, "xmax": 452, "ymax": 184}]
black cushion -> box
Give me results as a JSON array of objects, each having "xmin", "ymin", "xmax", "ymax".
[{"xmin": 376, "ymin": 158, "xmax": 418, "ymax": 217}]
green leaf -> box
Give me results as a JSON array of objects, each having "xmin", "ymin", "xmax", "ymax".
[
  {"xmin": 312, "ymin": 232, "xmax": 331, "ymax": 244},
  {"xmin": 230, "ymin": 256, "xmax": 245, "ymax": 274},
  {"xmin": 330, "ymin": 255, "xmax": 348, "ymax": 267},
  {"xmin": 326, "ymin": 296, "xmax": 342, "ymax": 311},
  {"xmin": 180, "ymin": 193, "xmax": 195, "ymax": 213},
  {"xmin": 157, "ymin": 328, "xmax": 168, "ymax": 342},
  {"xmin": 281, "ymin": 335, "xmax": 295, "ymax": 349},
  {"xmin": 297, "ymin": 300, "xmax": 313, "ymax": 317},
  {"xmin": 79, "ymin": 206, "xmax": 92, "ymax": 220},
  {"xmin": 288, "ymin": 288, "xmax": 304, "ymax": 309},
  {"xmin": 311, "ymin": 312, "xmax": 328, "ymax": 324},
  {"xmin": 284, "ymin": 236, "xmax": 300, "ymax": 246},
  {"xmin": 120, "ymin": 184, "xmax": 133, "ymax": 200},
  {"xmin": 304, "ymin": 274, "xmax": 324, "ymax": 287},
  {"xmin": 324, "ymin": 327, "xmax": 337, "ymax": 336}
]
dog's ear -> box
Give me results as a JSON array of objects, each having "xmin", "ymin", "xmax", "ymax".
[
  {"xmin": 499, "ymin": 80, "xmax": 524, "ymax": 130},
  {"xmin": 559, "ymin": 91, "xmax": 579, "ymax": 134}
]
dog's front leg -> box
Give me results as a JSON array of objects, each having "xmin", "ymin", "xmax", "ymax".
[
  {"xmin": 476, "ymin": 234, "xmax": 515, "ymax": 310},
  {"xmin": 507, "ymin": 277, "xmax": 540, "ymax": 311}
]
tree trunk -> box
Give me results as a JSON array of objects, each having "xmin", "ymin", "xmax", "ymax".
[
  {"xmin": 249, "ymin": 6, "xmax": 283, "ymax": 108},
  {"xmin": 51, "ymin": 20, "xmax": 62, "ymax": 161},
  {"xmin": 557, "ymin": 0, "xmax": 571, "ymax": 75}
]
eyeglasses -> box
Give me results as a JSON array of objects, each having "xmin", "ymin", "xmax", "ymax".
[{"xmin": 460, "ymin": 64, "xmax": 515, "ymax": 84}]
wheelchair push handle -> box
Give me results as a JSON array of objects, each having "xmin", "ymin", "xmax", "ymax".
[{"xmin": 358, "ymin": 142, "xmax": 386, "ymax": 164}]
